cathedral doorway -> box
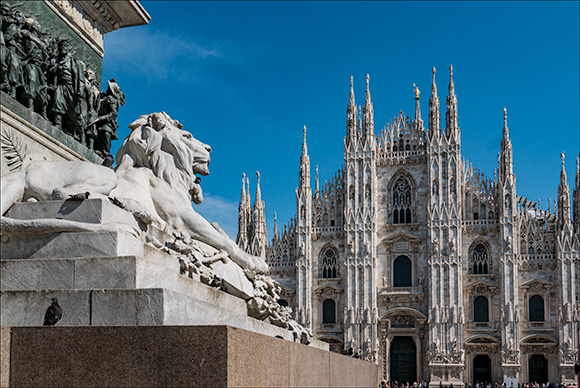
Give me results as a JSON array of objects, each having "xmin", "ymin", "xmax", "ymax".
[
  {"xmin": 528, "ymin": 355, "xmax": 548, "ymax": 384},
  {"xmin": 473, "ymin": 355, "xmax": 491, "ymax": 384},
  {"xmin": 389, "ymin": 336, "xmax": 416, "ymax": 383}
]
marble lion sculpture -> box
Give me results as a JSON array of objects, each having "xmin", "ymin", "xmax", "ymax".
[{"xmin": 0, "ymin": 112, "xmax": 268, "ymax": 273}]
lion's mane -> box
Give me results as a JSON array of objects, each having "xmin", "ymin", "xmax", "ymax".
[{"xmin": 115, "ymin": 112, "xmax": 208, "ymax": 200}]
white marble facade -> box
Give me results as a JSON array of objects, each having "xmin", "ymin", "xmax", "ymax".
[{"xmin": 238, "ymin": 67, "xmax": 580, "ymax": 385}]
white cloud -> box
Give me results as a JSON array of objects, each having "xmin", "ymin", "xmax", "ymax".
[
  {"xmin": 194, "ymin": 193, "xmax": 239, "ymax": 240},
  {"xmin": 104, "ymin": 28, "xmax": 224, "ymax": 82}
]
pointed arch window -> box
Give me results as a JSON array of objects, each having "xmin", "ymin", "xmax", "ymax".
[
  {"xmin": 471, "ymin": 242, "xmax": 490, "ymax": 274},
  {"xmin": 474, "ymin": 296, "xmax": 489, "ymax": 322},
  {"xmin": 393, "ymin": 255, "xmax": 412, "ymax": 287},
  {"xmin": 320, "ymin": 248, "xmax": 338, "ymax": 278},
  {"xmin": 392, "ymin": 177, "xmax": 413, "ymax": 224},
  {"xmin": 322, "ymin": 299, "xmax": 336, "ymax": 324},
  {"xmin": 529, "ymin": 295, "xmax": 544, "ymax": 321}
]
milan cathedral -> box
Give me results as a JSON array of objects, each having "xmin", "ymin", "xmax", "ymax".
[{"xmin": 236, "ymin": 66, "xmax": 580, "ymax": 385}]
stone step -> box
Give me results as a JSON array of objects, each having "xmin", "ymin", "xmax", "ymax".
[
  {"xmin": 1, "ymin": 198, "xmax": 142, "ymax": 260},
  {"xmin": 6, "ymin": 198, "xmax": 138, "ymax": 226},
  {"xmin": 0, "ymin": 231, "xmax": 144, "ymax": 260},
  {"xmin": 0, "ymin": 246, "xmax": 248, "ymax": 317},
  {"xmin": 0, "ymin": 287, "xmax": 296, "ymax": 342}
]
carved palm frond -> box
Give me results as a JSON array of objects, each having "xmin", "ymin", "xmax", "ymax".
[{"xmin": 1, "ymin": 129, "xmax": 27, "ymax": 172}]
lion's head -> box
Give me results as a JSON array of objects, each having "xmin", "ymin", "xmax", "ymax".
[{"xmin": 115, "ymin": 112, "xmax": 211, "ymax": 204}]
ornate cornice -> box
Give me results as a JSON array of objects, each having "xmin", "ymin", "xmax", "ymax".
[{"xmin": 44, "ymin": 0, "xmax": 150, "ymax": 57}]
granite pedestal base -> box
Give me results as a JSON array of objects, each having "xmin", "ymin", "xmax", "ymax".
[{"xmin": 0, "ymin": 325, "xmax": 379, "ymax": 387}]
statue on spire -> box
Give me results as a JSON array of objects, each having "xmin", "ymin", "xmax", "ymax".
[{"xmin": 413, "ymin": 83, "xmax": 420, "ymax": 99}]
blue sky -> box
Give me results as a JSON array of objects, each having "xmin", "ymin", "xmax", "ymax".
[{"xmin": 103, "ymin": 1, "xmax": 579, "ymax": 239}]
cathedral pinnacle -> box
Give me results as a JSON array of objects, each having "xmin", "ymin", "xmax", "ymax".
[
  {"xmin": 429, "ymin": 66, "xmax": 440, "ymax": 139},
  {"xmin": 558, "ymin": 151, "xmax": 572, "ymax": 226},
  {"xmin": 302, "ymin": 125, "xmax": 308, "ymax": 156},
  {"xmin": 350, "ymin": 75, "xmax": 355, "ymax": 106},
  {"xmin": 449, "ymin": 65, "xmax": 454, "ymax": 96},
  {"xmin": 503, "ymin": 107, "xmax": 509, "ymax": 140},
  {"xmin": 445, "ymin": 65, "xmax": 459, "ymax": 141},
  {"xmin": 315, "ymin": 165, "xmax": 320, "ymax": 195},
  {"xmin": 256, "ymin": 171, "xmax": 262, "ymax": 202},
  {"xmin": 363, "ymin": 74, "xmax": 374, "ymax": 137},
  {"xmin": 431, "ymin": 67, "xmax": 437, "ymax": 95},
  {"xmin": 414, "ymin": 83, "xmax": 422, "ymax": 127},
  {"xmin": 273, "ymin": 211, "xmax": 277, "ymax": 241},
  {"xmin": 299, "ymin": 125, "xmax": 311, "ymax": 189},
  {"xmin": 576, "ymin": 158, "xmax": 580, "ymax": 190},
  {"xmin": 560, "ymin": 152, "xmax": 567, "ymax": 186},
  {"xmin": 574, "ymin": 156, "xmax": 580, "ymax": 235},
  {"xmin": 347, "ymin": 76, "xmax": 357, "ymax": 140},
  {"xmin": 365, "ymin": 74, "xmax": 371, "ymax": 105},
  {"xmin": 241, "ymin": 172, "xmax": 247, "ymax": 202},
  {"xmin": 246, "ymin": 176, "xmax": 251, "ymax": 206}
]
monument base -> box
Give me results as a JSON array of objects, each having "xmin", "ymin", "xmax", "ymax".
[
  {"xmin": 1, "ymin": 325, "xmax": 379, "ymax": 387},
  {"xmin": 0, "ymin": 198, "xmax": 327, "ymax": 348}
]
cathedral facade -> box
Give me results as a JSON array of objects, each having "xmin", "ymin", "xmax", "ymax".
[{"xmin": 236, "ymin": 67, "xmax": 580, "ymax": 385}]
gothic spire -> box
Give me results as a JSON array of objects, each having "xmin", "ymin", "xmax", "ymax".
[
  {"xmin": 273, "ymin": 211, "xmax": 278, "ymax": 241},
  {"xmin": 302, "ymin": 125, "xmax": 308, "ymax": 156},
  {"xmin": 560, "ymin": 152, "xmax": 568, "ymax": 187},
  {"xmin": 299, "ymin": 125, "xmax": 310, "ymax": 189},
  {"xmin": 246, "ymin": 176, "xmax": 251, "ymax": 207},
  {"xmin": 498, "ymin": 107, "xmax": 513, "ymax": 184},
  {"xmin": 574, "ymin": 156, "xmax": 580, "ymax": 234},
  {"xmin": 236, "ymin": 172, "xmax": 250, "ymax": 248},
  {"xmin": 362, "ymin": 74, "xmax": 374, "ymax": 138},
  {"xmin": 558, "ymin": 151, "xmax": 571, "ymax": 226},
  {"xmin": 576, "ymin": 156, "xmax": 580, "ymax": 190},
  {"xmin": 315, "ymin": 165, "xmax": 320, "ymax": 196},
  {"xmin": 365, "ymin": 74, "xmax": 371, "ymax": 105},
  {"xmin": 241, "ymin": 172, "xmax": 247, "ymax": 206},
  {"xmin": 429, "ymin": 66, "xmax": 440, "ymax": 139},
  {"xmin": 448, "ymin": 64, "xmax": 455, "ymax": 96},
  {"xmin": 251, "ymin": 170, "xmax": 267, "ymax": 257},
  {"xmin": 445, "ymin": 65, "xmax": 459, "ymax": 142},
  {"xmin": 349, "ymin": 75, "xmax": 355, "ymax": 107},
  {"xmin": 347, "ymin": 76, "xmax": 357, "ymax": 140},
  {"xmin": 431, "ymin": 66, "xmax": 438, "ymax": 96},
  {"xmin": 255, "ymin": 170, "xmax": 262, "ymax": 202},
  {"xmin": 413, "ymin": 83, "xmax": 422, "ymax": 128},
  {"xmin": 503, "ymin": 106, "xmax": 510, "ymax": 142}
]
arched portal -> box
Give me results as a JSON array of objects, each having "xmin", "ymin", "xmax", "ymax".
[
  {"xmin": 473, "ymin": 354, "xmax": 491, "ymax": 384},
  {"xmin": 389, "ymin": 336, "xmax": 416, "ymax": 383},
  {"xmin": 528, "ymin": 355, "xmax": 548, "ymax": 384}
]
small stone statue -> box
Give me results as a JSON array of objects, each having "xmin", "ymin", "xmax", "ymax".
[
  {"xmin": 1, "ymin": 8, "xmax": 127, "ymax": 157},
  {"xmin": 83, "ymin": 68, "xmax": 101, "ymax": 150},
  {"xmin": 93, "ymin": 78, "xmax": 125, "ymax": 158},
  {"xmin": 1, "ymin": 9, "xmax": 25, "ymax": 98},
  {"xmin": 19, "ymin": 18, "xmax": 48, "ymax": 117},
  {"xmin": 48, "ymin": 38, "xmax": 88, "ymax": 140}
]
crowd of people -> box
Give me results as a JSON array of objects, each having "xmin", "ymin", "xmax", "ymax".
[{"xmin": 379, "ymin": 381, "xmax": 574, "ymax": 388}]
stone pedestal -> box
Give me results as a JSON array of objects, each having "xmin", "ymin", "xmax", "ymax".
[
  {"xmin": 1, "ymin": 325, "xmax": 379, "ymax": 387},
  {"xmin": 0, "ymin": 198, "xmax": 329, "ymax": 348},
  {"xmin": 0, "ymin": 197, "xmax": 382, "ymax": 388}
]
